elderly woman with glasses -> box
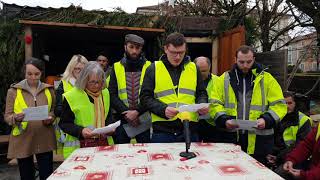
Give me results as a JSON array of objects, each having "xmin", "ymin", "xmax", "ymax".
[{"xmin": 59, "ymin": 61, "xmax": 112, "ymax": 158}]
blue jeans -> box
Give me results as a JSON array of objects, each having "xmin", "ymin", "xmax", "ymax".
[{"xmin": 151, "ymin": 132, "xmax": 199, "ymax": 143}]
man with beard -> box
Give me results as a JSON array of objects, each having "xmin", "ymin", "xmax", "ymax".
[
  {"xmin": 109, "ymin": 34, "xmax": 151, "ymax": 144},
  {"xmin": 209, "ymin": 45, "xmax": 287, "ymax": 165}
]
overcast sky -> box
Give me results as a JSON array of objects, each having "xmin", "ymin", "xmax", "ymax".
[{"xmin": 0, "ymin": 0, "xmax": 163, "ymax": 13}]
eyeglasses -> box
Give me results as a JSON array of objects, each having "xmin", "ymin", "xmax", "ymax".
[
  {"xmin": 88, "ymin": 80, "xmax": 102, "ymax": 86},
  {"xmin": 167, "ymin": 49, "xmax": 186, "ymax": 57}
]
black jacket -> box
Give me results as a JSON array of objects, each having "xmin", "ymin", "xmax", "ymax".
[
  {"xmin": 140, "ymin": 55, "xmax": 208, "ymax": 134},
  {"xmin": 54, "ymin": 82, "xmax": 65, "ymax": 117},
  {"xmin": 109, "ymin": 55, "xmax": 148, "ymax": 121},
  {"xmin": 59, "ymin": 94, "xmax": 112, "ymax": 140},
  {"xmin": 272, "ymin": 110, "xmax": 311, "ymax": 164}
]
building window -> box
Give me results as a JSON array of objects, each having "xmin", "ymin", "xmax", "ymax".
[
  {"xmin": 300, "ymin": 63, "xmax": 305, "ymax": 71},
  {"xmin": 312, "ymin": 62, "xmax": 317, "ymax": 71}
]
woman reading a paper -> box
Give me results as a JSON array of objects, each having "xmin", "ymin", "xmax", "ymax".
[
  {"xmin": 4, "ymin": 58, "xmax": 56, "ymax": 180},
  {"xmin": 59, "ymin": 61, "xmax": 113, "ymax": 158}
]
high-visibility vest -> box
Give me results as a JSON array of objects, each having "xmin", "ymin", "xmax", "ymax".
[
  {"xmin": 55, "ymin": 80, "xmax": 74, "ymax": 155},
  {"xmin": 62, "ymin": 80, "xmax": 73, "ymax": 93},
  {"xmin": 62, "ymin": 88, "xmax": 110, "ymax": 158},
  {"xmin": 316, "ymin": 124, "xmax": 320, "ymax": 141},
  {"xmin": 152, "ymin": 61, "xmax": 198, "ymax": 122},
  {"xmin": 283, "ymin": 112, "xmax": 311, "ymax": 146},
  {"xmin": 106, "ymin": 76, "xmax": 110, "ymax": 88},
  {"xmin": 12, "ymin": 88, "xmax": 52, "ymax": 136},
  {"xmin": 200, "ymin": 74, "xmax": 218, "ymax": 126},
  {"xmin": 209, "ymin": 69, "xmax": 287, "ymax": 154},
  {"xmin": 114, "ymin": 60, "xmax": 151, "ymax": 107}
]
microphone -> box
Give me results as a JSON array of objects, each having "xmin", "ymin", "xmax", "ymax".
[
  {"xmin": 179, "ymin": 113, "xmax": 196, "ymax": 160},
  {"xmin": 183, "ymin": 120, "xmax": 191, "ymax": 153}
]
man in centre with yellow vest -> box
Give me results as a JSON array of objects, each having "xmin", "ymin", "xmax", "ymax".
[
  {"xmin": 209, "ymin": 45, "xmax": 287, "ymax": 165},
  {"xmin": 140, "ymin": 32, "xmax": 209, "ymax": 143},
  {"xmin": 109, "ymin": 34, "xmax": 151, "ymax": 144}
]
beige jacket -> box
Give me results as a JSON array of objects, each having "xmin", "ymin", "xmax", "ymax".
[{"xmin": 4, "ymin": 79, "xmax": 57, "ymax": 159}]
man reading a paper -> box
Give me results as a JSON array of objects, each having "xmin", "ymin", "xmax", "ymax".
[
  {"xmin": 209, "ymin": 45, "xmax": 287, "ymax": 165},
  {"xmin": 59, "ymin": 62, "xmax": 113, "ymax": 158},
  {"xmin": 140, "ymin": 32, "xmax": 208, "ymax": 143},
  {"xmin": 108, "ymin": 34, "xmax": 151, "ymax": 144}
]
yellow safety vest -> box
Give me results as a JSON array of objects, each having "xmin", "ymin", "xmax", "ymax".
[
  {"xmin": 316, "ymin": 124, "xmax": 320, "ymax": 141},
  {"xmin": 209, "ymin": 70, "xmax": 287, "ymax": 154},
  {"xmin": 62, "ymin": 80, "xmax": 73, "ymax": 93},
  {"xmin": 13, "ymin": 88, "xmax": 52, "ymax": 136},
  {"xmin": 201, "ymin": 74, "xmax": 218, "ymax": 126},
  {"xmin": 283, "ymin": 112, "xmax": 311, "ymax": 146},
  {"xmin": 152, "ymin": 61, "xmax": 198, "ymax": 122},
  {"xmin": 55, "ymin": 80, "xmax": 74, "ymax": 155},
  {"xmin": 114, "ymin": 60, "xmax": 151, "ymax": 107},
  {"xmin": 62, "ymin": 87, "xmax": 110, "ymax": 158}
]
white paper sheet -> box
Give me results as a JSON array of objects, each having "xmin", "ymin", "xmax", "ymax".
[
  {"xmin": 177, "ymin": 103, "xmax": 210, "ymax": 112},
  {"xmin": 23, "ymin": 105, "xmax": 49, "ymax": 121},
  {"xmin": 231, "ymin": 119, "xmax": 258, "ymax": 131},
  {"xmin": 123, "ymin": 112, "xmax": 152, "ymax": 138},
  {"xmin": 92, "ymin": 121, "xmax": 121, "ymax": 135}
]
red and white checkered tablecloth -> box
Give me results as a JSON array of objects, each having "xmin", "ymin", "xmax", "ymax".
[{"xmin": 48, "ymin": 143, "xmax": 283, "ymax": 180}]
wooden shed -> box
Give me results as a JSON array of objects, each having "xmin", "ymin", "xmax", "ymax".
[{"xmin": 20, "ymin": 20, "xmax": 165, "ymax": 77}]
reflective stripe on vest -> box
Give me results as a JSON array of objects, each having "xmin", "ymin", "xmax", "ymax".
[
  {"xmin": 283, "ymin": 112, "xmax": 311, "ymax": 146},
  {"xmin": 221, "ymin": 71, "xmax": 282, "ymax": 154},
  {"xmin": 62, "ymin": 88, "xmax": 110, "ymax": 159},
  {"xmin": 56, "ymin": 80, "xmax": 74, "ymax": 144},
  {"xmin": 12, "ymin": 88, "xmax": 52, "ymax": 136},
  {"xmin": 204, "ymin": 74, "xmax": 218, "ymax": 126},
  {"xmin": 114, "ymin": 61, "xmax": 151, "ymax": 107},
  {"xmin": 151, "ymin": 61, "xmax": 198, "ymax": 122}
]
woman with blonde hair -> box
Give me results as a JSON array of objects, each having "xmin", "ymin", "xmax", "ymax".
[
  {"xmin": 54, "ymin": 54, "xmax": 88, "ymax": 155},
  {"xmin": 54, "ymin": 54, "xmax": 88, "ymax": 117}
]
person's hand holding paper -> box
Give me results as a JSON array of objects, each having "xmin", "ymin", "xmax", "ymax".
[
  {"xmin": 42, "ymin": 116, "xmax": 54, "ymax": 126},
  {"xmin": 225, "ymin": 119, "xmax": 239, "ymax": 129},
  {"xmin": 14, "ymin": 112, "xmax": 25, "ymax": 124},
  {"xmin": 197, "ymin": 106, "xmax": 209, "ymax": 115},
  {"xmin": 91, "ymin": 121, "xmax": 121, "ymax": 135},
  {"xmin": 165, "ymin": 107, "xmax": 179, "ymax": 119}
]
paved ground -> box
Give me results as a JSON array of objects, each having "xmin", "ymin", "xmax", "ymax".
[
  {"xmin": 0, "ymin": 156, "xmax": 61, "ymax": 180},
  {"xmin": 0, "ymin": 161, "xmax": 20, "ymax": 180}
]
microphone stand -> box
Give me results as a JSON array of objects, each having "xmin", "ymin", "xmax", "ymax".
[{"xmin": 179, "ymin": 119, "xmax": 196, "ymax": 160}]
